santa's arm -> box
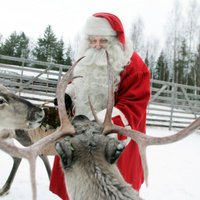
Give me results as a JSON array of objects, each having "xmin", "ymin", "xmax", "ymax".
[
  {"xmin": 115, "ymin": 68, "xmax": 151, "ymax": 132},
  {"xmin": 97, "ymin": 64, "xmax": 150, "ymax": 140}
]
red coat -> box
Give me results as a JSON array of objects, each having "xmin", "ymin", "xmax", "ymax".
[{"xmin": 49, "ymin": 52, "xmax": 151, "ymax": 199}]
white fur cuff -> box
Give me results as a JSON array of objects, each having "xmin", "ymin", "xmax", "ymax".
[{"xmin": 96, "ymin": 107, "xmax": 129, "ymax": 126}]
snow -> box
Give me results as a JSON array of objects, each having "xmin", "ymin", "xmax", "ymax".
[
  {"xmin": 140, "ymin": 127, "xmax": 200, "ymax": 200},
  {"xmin": 0, "ymin": 126, "xmax": 200, "ymax": 200}
]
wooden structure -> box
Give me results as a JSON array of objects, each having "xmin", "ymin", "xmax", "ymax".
[{"xmin": 0, "ymin": 54, "xmax": 200, "ymax": 130}]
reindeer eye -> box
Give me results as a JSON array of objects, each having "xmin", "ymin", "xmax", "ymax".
[{"xmin": 0, "ymin": 97, "xmax": 8, "ymax": 105}]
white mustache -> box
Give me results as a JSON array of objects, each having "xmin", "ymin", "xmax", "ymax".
[{"xmin": 81, "ymin": 48, "xmax": 107, "ymax": 66}]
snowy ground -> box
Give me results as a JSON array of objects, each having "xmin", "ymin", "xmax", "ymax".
[{"xmin": 0, "ymin": 126, "xmax": 200, "ymax": 200}]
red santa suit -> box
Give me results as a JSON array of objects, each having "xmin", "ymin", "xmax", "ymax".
[{"xmin": 49, "ymin": 13, "xmax": 150, "ymax": 200}]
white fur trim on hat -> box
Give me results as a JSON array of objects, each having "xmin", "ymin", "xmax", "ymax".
[{"xmin": 84, "ymin": 16, "xmax": 117, "ymax": 36}]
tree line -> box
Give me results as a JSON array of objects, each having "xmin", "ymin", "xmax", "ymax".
[
  {"xmin": 0, "ymin": 0, "xmax": 200, "ymax": 87},
  {"xmin": 134, "ymin": 0, "xmax": 200, "ymax": 87},
  {"xmin": 0, "ymin": 25, "xmax": 73, "ymax": 69}
]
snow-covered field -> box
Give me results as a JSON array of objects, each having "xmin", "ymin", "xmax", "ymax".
[{"xmin": 0, "ymin": 126, "xmax": 200, "ymax": 200}]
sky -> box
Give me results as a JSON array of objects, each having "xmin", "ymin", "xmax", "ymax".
[
  {"xmin": 0, "ymin": 0, "xmax": 193, "ymax": 45},
  {"xmin": 0, "ymin": 127, "xmax": 200, "ymax": 200}
]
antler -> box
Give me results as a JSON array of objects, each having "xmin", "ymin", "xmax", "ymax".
[
  {"xmin": 102, "ymin": 51, "xmax": 200, "ymax": 186},
  {"xmin": 0, "ymin": 57, "xmax": 84, "ymax": 200}
]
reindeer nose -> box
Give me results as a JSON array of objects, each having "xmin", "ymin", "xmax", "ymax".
[{"xmin": 35, "ymin": 109, "xmax": 45, "ymax": 121}]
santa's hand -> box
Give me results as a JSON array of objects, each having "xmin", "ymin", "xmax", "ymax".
[
  {"xmin": 92, "ymin": 108, "xmax": 131, "ymax": 146},
  {"xmin": 54, "ymin": 93, "xmax": 72, "ymax": 109}
]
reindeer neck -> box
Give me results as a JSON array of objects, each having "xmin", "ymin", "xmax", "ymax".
[{"xmin": 64, "ymin": 161, "xmax": 139, "ymax": 200}]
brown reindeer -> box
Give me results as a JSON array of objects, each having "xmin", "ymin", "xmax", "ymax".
[{"xmin": 0, "ymin": 54, "xmax": 200, "ymax": 200}]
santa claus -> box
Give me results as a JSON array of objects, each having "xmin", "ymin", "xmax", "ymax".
[{"xmin": 50, "ymin": 12, "xmax": 150, "ymax": 200}]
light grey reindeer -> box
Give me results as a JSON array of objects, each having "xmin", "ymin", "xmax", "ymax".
[
  {"xmin": 0, "ymin": 55, "xmax": 200, "ymax": 200},
  {"xmin": 0, "ymin": 84, "xmax": 51, "ymax": 196},
  {"xmin": 0, "ymin": 84, "xmax": 44, "ymax": 131}
]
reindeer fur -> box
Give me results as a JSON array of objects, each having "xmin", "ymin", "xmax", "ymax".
[{"xmin": 56, "ymin": 115, "xmax": 142, "ymax": 200}]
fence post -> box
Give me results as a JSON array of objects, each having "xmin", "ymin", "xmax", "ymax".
[
  {"xmin": 169, "ymin": 84, "xmax": 177, "ymax": 130},
  {"xmin": 58, "ymin": 65, "xmax": 63, "ymax": 82},
  {"xmin": 18, "ymin": 57, "xmax": 25, "ymax": 96}
]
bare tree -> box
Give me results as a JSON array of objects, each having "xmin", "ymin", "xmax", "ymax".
[
  {"xmin": 185, "ymin": 0, "xmax": 200, "ymax": 53},
  {"xmin": 144, "ymin": 36, "xmax": 160, "ymax": 78},
  {"xmin": 185, "ymin": 0, "xmax": 200, "ymax": 86},
  {"xmin": 130, "ymin": 17, "xmax": 145, "ymax": 57},
  {"xmin": 164, "ymin": 0, "xmax": 183, "ymax": 83}
]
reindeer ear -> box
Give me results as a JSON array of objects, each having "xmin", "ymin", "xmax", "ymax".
[
  {"xmin": 72, "ymin": 115, "xmax": 91, "ymax": 128},
  {"xmin": 105, "ymin": 138, "xmax": 125, "ymax": 164},
  {"xmin": 73, "ymin": 115, "xmax": 90, "ymax": 123},
  {"xmin": 55, "ymin": 138, "xmax": 74, "ymax": 170}
]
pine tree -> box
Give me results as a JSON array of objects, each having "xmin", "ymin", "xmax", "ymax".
[
  {"xmin": 0, "ymin": 31, "xmax": 29, "ymax": 65},
  {"xmin": 176, "ymin": 39, "xmax": 189, "ymax": 84},
  {"xmin": 190, "ymin": 43, "xmax": 200, "ymax": 88},
  {"xmin": 144, "ymin": 50, "xmax": 157, "ymax": 80},
  {"xmin": 54, "ymin": 39, "xmax": 65, "ymax": 65},
  {"xmin": 65, "ymin": 44, "xmax": 73, "ymax": 66},
  {"xmin": 144, "ymin": 51, "xmax": 149, "ymax": 67},
  {"xmin": 156, "ymin": 51, "xmax": 169, "ymax": 81},
  {"xmin": 32, "ymin": 25, "xmax": 66, "ymax": 69},
  {"xmin": 33, "ymin": 25, "xmax": 57, "ymax": 62},
  {"xmin": 0, "ymin": 34, "xmax": 3, "ymax": 50}
]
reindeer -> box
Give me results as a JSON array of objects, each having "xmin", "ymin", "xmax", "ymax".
[
  {"xmin": 0, "ymin": 84, "xmax": 52, "ymax": 196},
  {"xmin": 0, "ymin": 84, "xmax": 44, "ymax": 131},
  {"xmin": 0, "ymin": 54, "xmax": 200, "ymax": 200}
]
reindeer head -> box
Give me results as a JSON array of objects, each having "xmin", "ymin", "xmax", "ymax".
[
  {"xmin": 0, "ymin": 84, "xmax": 44, "ymax": 130},
  {"xmin": 56, "ymin": 115, "xmax": 125, "ymax": 171}
]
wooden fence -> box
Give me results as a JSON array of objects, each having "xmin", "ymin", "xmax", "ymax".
[
  {"xmin": 0, "ymin": 54, "xmax": 200, "ymax": 130},
  {"xmin": 148, "ymin": 80, "xmax": 200, "ymax": 129}
]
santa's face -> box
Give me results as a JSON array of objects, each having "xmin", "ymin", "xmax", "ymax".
[
  {"xmin": 70, "ymin": 36, "xmax": 131, "ymax": 119},
  {"xmin": 88, "ymin": 36, "xmax": 109, "ymax": 49}
]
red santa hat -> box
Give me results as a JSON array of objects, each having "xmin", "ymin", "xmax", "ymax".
[{"xmin": 84, "ymin": 12, "xmax": 126, "ymax": 48}]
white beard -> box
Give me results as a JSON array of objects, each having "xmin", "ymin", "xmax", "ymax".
[
  {"xmin": 72, "ymin": 63, "xmax": 109, "ymax": 119},
  {"xmin": 69, "ymin": 39, "xmax": 133, "ymax": 119}
]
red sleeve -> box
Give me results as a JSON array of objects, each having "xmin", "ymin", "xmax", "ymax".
[{"xmin": 114, "ymin": 52, "xmax": 150, "ymax": 133}]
